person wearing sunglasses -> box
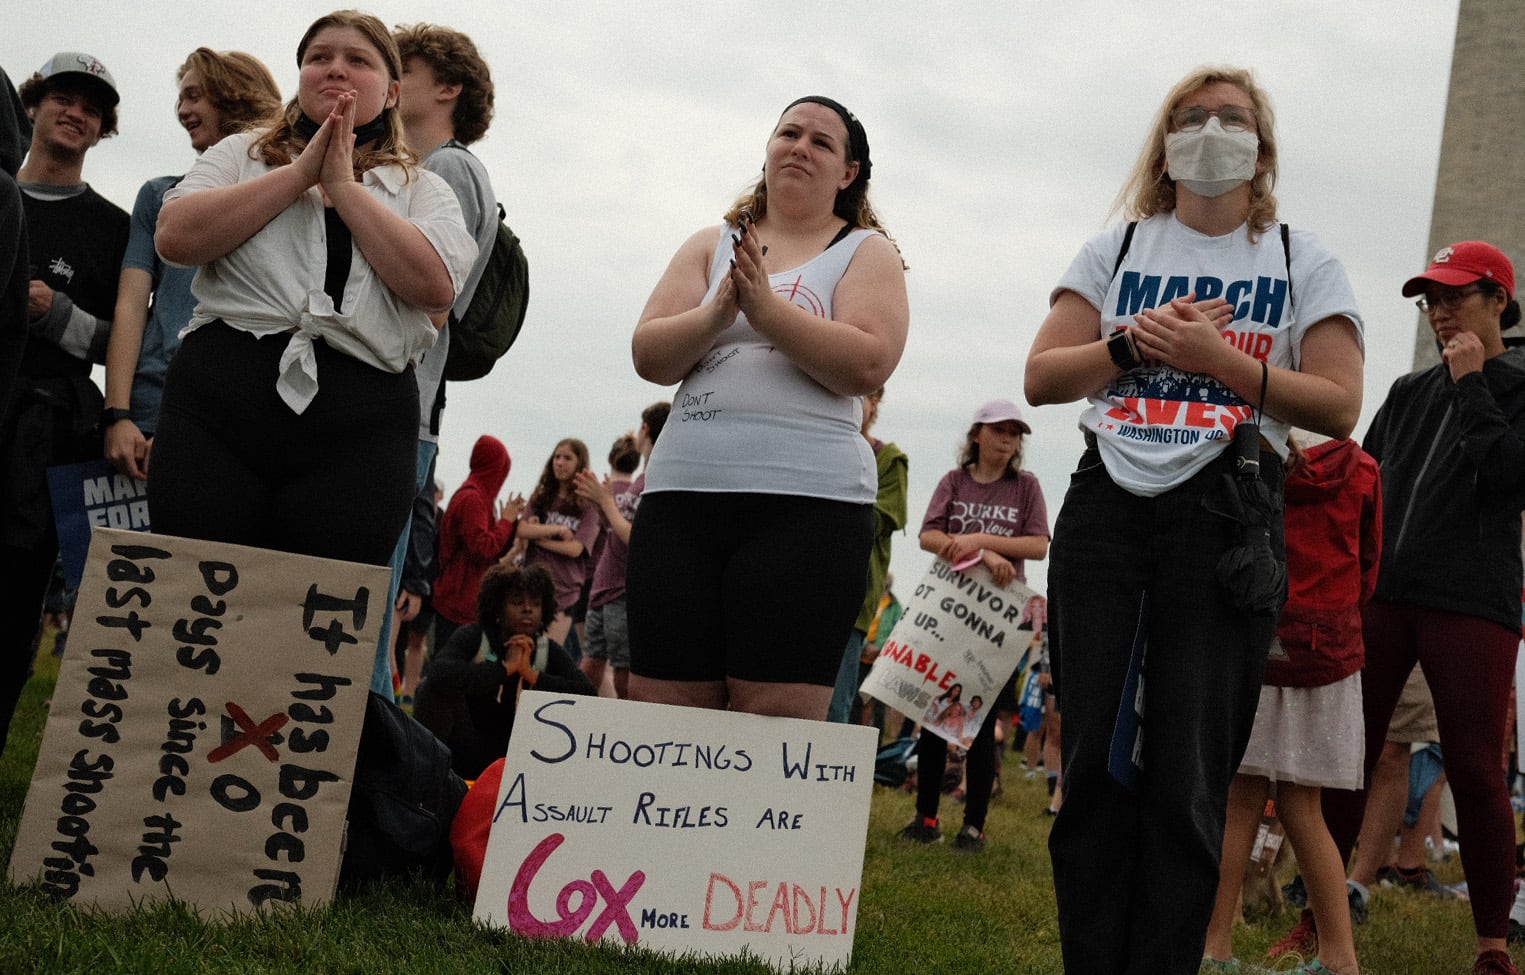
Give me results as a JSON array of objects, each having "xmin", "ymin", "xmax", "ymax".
[
  {"xmin": 1026, "ymin": 65, "xmax": 1364, "ymax": 974},
  {"xmin": 1320, "ymin": 241, "xmax": 1523, "ymax": 975}
]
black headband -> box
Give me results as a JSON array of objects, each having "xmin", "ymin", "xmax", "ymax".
[{"xmin": 782, "ymin": 95, "xmax": 872, "ymax": 184}]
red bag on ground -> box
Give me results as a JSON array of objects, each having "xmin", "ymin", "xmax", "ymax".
[{"xmin": 450, "ymin": 757, "xmax": 506, "ymax": 903}]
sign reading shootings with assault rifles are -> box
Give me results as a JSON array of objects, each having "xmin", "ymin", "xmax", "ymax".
[
  {"xmin": 8, "ymin": 528, "xmax": 386, "ymax": 914},
  {"xmin": 860, "ymin": 559, "xmax": 1037, "ymax": 745},
  {"xmin": 474, "ymin": 691, "xmax": 878, "ymax": 972}
]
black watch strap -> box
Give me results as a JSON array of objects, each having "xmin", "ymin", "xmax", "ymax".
[
  {"xmin": 100, "ymin": 407, "xmax": 133, "ymax": 428},
  {"xmin": 1107, "ymin": 330, "xmax": 1140, "ymax": 371}
]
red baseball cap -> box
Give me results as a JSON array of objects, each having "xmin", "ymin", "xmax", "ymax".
[{"xmin": 1401, "ymin": 241, "xmax": 1515, "ymax": 299}]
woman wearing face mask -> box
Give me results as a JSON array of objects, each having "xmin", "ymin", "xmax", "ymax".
[
  {"xmin": 1025, "ymin": 65, "xmax": 1364, "ymax": 975},
  {"xmin": 150, "ymin": 10, "xmax": 475, "ymax": 569}
]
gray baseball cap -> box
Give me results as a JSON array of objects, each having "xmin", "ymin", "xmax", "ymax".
[{"xmin": 36, "ymin": 52, "xmax": 118, "ymax": 107}]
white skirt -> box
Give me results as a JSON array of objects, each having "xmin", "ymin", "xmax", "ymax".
[{"xmin": 1236, "ymin": 671, "xmax": 1364, "ymax": 790}]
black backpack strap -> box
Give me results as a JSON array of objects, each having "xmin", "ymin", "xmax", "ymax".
[
  {"xmin": 429, "ymin": 373, "xmax": 446, "ymax": 437},
  {"xmin": 1111, "ymin": 221, "xmax": 1138, "ymax": 281},
  {"xmin": 1280, "ymin": 223, "xmax": 1293, "ymax": 309}
]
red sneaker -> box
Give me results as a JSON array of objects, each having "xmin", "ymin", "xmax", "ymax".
[
  {"xmin": 1474, "ymin": 948, "xmax": 1519, "ymax": 975},
  {"xmin": 1267, "ymin": 908, "xmax": 1317, "ymax": 961},
  {"xmin": 896, "ymin": 816, "xmax": 943, "ymax": 844}
]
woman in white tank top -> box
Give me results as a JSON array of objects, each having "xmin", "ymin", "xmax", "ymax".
[{"xmin": 626, "ymin": 97, "xmax": 909, "ymax": 720}]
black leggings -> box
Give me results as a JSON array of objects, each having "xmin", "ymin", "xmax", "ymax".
[
  {"xmin": 148, "ymin": 321, "xmax": 417, "ymax": 567},
  {"xmin": 626, "ymin": 491, "xmax": 873, "ymax": 686},
  {"xmin": 916, "ymin": 714, "xmax": 998, "ymax": 831}
]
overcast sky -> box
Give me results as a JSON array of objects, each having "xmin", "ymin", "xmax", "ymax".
[{"xmin": 6, "ymin": 1, "xmax": 1463, "ymax": 595}]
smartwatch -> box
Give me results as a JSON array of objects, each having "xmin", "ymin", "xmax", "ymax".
[
  {"xmin": 1106, "ymin": 330, "xmax": 1140, "ymax": 371},
  {"xmin": 100, "ymin": 407, "xmax": 133, "ymax": 429}
]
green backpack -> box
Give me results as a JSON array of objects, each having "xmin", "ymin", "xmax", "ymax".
[{"xmin": 444, "ymin": 202, "xmax": 530, "ymax": 382}]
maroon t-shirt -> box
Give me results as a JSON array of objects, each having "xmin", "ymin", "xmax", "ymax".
[
  {"xmin": 920, "ymin": 468, "xmax": 1050, "ymax": 583},
  {"xmin": 524, "ymin": 496, "xmax": 602, "ymax": 612}
]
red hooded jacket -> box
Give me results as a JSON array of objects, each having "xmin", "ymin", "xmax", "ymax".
[
  {"xmin": 433, "ymin": 435, "xmax": 516, "ymax": 626},
  {"xmin": 1262, "ymin": 438, "xmax": 1382, "ymax": 688}
]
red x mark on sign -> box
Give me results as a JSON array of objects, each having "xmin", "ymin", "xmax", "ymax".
[{"xmin": 207, "ymin": 701, "xmax": 289, "ymax": 763}]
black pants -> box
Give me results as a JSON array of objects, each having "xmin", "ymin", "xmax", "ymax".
[
  {"xmin": 148, "ymin": 322, "xmax": 416, "ymax": 567},
  {"xmin": 1046, "ymin": 444, "xmax": 1282, "ymax": 975},
  {"xmin": 915, "ymin": 710, "xmax": 998, "ymax": 832},
  {"xmin": 0, "ymin": 375, "xmax": 102, "ymax": 757}
]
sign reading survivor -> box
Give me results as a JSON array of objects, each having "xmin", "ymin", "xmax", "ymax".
[
  {"xmin": 8, "ymin": 528, "xmax": 386, "ymax": 914},
  {"xmin": 860, "ymin": 559, "xmax": 1037, "ymax": 745},
  {"xmin": 473, "ymin": 692, "xmax": 878, "ymax": 971}
]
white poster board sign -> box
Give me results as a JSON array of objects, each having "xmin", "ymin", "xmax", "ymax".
[
  {"xmin": 473, "ymin": 691, "xmax": 877, "ymax": 972},
  {"xmin": 860, "ymin": 559, "xmax": 1036, "ymax": 744},
  {"xmin": 8, "ymin": 528, "xmax": 387, "ymax": 914}
]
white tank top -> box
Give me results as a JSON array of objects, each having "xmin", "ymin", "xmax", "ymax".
[{"xmin": 644, "ymin": 224, "xmax": 878, "ymax": 503}]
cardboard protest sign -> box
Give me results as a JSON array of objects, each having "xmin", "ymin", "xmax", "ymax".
[
  {"xmin": 860, "ymin": 559, "xmax": 1036, "ymax": 745},
  {"xmin": 47, "ymin": 458, "xmax": 150, "ymax": 593},
  {"xmin": 8, "ymin": 528, "xmax": 387, "ymax": 914},
  {"xmin": 474, "ymin": 691, "xmax": 877, "ymax": 972}
]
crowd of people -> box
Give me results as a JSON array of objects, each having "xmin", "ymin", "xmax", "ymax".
[{"xmin": 3, "ymin": 20, "xmax": 1525, "ymax": 975}]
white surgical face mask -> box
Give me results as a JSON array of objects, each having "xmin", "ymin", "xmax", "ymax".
[{"xmin": 1164, "ymin": 117, "xmax": 1260, "ymax": 198}]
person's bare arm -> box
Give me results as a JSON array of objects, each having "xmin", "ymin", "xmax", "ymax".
[
  {"xmin": 103, "ymin": 267, "xmax": 153, "ymax": 478},
  {"xmin": 632, "ymin": 225, "xmax": 736, "ymax": 385}
]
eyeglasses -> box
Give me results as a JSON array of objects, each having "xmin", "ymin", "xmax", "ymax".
[
  {"xmin": 1416, "ymin": 285, "xmax": 1490, "ymax": 314},
  {"xmin": 1170, "ymin": 105, "xmax": 1257, "ymax": 133}
]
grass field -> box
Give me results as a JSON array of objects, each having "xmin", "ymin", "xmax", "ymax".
[{"xmin": 0, "ymin": 631, "xmax": 1510, "ymax": 974}]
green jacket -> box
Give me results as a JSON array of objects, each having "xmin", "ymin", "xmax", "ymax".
[{"xmin": 854, "ymin": 440, "xmax": 908, "ymax": 633}]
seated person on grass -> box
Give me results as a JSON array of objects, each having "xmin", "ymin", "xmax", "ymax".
[{"xmin": 414, "ymin": 563, "xmax": 594, "ymax": 780}]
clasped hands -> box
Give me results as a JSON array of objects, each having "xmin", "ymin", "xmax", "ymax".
[
  {"xmin": 501, "ymin": 633, "xmax": 537, "ymax": 684},
  {"xmin": 294, "ymin": 90, "xmax": 363, "ymax": 203},
  {"xmin": 1125, "ymin": 294, "xmax": 1235, "ymax": 374},
  {"xmin": 704, "ymin": 213, "xmax": 772, "ymax": 330}
]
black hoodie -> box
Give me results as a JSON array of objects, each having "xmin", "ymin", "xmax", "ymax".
[
  {"xmin": 1363, "ymin": 347, "xmax": 1525, "ymax": 632},
  {"xmin": 0, "ymin": 64, "xmax": 32, "ymax": 421},
  {"xmin": 0, "ymin": 65, "xmax": 30, "ymax": 177}
]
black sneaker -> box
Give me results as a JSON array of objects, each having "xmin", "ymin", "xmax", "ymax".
[
  {"xmin": 952, "ymin": 824, "xmax": 986, "ymax": 852},
  {"xmin": 1347, "ymin": 881, "xmax": 1369, "ymax": 925},
  {"xmin": 1384, "ymin": 864, "xmax": 1458, "ymax": 899},
  {"xmin": 898, "ymin": 816, "xmax": 943, "ymax": 844},
  {"xmin": 1281, "ymin": 873, "xmax": 1308, "ymax": 908},
  {"xmin": 1509, "ymin": 919, "xmax": 1525, "ymax": 946}
]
